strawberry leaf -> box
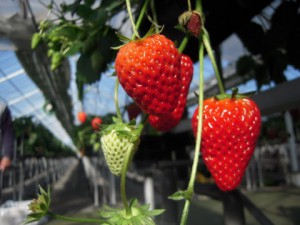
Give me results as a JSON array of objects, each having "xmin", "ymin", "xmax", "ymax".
[
  {"xmin": 31, "ymin": 33, "xmax": 42, "ymax": 49},
  {"xmin": 168, "ymin": 190, "xmax": 191, "ymax": 201}
]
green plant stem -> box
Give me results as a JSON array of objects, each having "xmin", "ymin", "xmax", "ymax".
[
  {"xmin": 178, "ymin": 36, "xmax": 189, "ymax": 54},
  {"xmin": 120, "ymin": 144, "xmax": 136, "ymax": 216},
  {"xmin": 114, "ymin": 78, "xmax": 123, "ymax": 121},
  {"xmin": 47, "ymin": 212, "xmax": 105, "ymax": 224},
  {"xmin": 187, "ymin": 0, "xmax": 192, "ymax": 11},
  {"xmin": 202, "ymin": 29, "xmax": 225, "ymax": 94},
  {"xmin": 126, "ymin": 0, "xmax": 140, "ymax": 39},
  {"xmin": 141, "ymin": 113, "xmax": 149, "ymax": 126},
  {"xmin": 135, "ymin": 0, "xmax": 150, "ymax": 32},
  {"xmin": 180, "ymin": 37, "xmax": 204, "ymax": 225},
  {"xmin": 196, "ymin": 0, "xmax": 202, "ymax": 12},
  {"xmin": 150, "ymin": 0, "xmax": 159, "ymax": 32}
]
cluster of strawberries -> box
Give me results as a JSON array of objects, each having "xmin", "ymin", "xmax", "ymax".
[
  {"xmin": 115, "ymin": 34, "xmax": 194, "ymax": 131},
  {"xmin": 102, "ymin": 33, "xmax": 261, "ymax": 191},
  {"xmin": 77, "ymin": 111, "xmax": 102, "ymax": 130}
]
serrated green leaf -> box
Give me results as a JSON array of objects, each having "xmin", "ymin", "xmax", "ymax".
[
  {"xmin": 76, "ymin": 53, "xmax": 100, "ymax": 84},
  {"xmin": 89, "ymin": 8, "xmax": 107, "ymax": 25},
  {"xmin": 31, "ymin": 33, "xmax": 42, "ymax": 49},
  {"xmin": 104, "ymin": 0, "xmax": 124, "ymax": 11},
  {"xmin": 82, "ymin": 35, "xmax": 96, "ymax": 54},
  {"xmin": 49, "ymin": 25, "xmax": 83, "ymax": 42},
  {"xmin": 91, "ymin": 50, "xmax": 105, "ymax": 74},
  {"xmin": 63, "ymin": 41, "xmax": 82, "ymax": 56},
  {"xmin": 74, "ymin": 4, "xmax": 94, "ymax": 19}
]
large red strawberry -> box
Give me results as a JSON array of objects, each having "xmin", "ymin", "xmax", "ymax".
[
  {"xmin": 149, "ymin": 54, "xmax": 193, "ymax": 131},
  {"xmin": 192, "ymin": 96, "xmax": 261, "ymax": 191},
  {"xmin": 115, "ymin": 34, "xmax": 181, "ymax": 116}
]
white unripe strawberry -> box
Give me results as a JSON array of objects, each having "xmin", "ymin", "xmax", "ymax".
[{"xmin": 100, "ymin": 119, "xmax": 142, "ymax": 176}]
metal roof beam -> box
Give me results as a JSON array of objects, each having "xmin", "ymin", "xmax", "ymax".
[{"xmin": 0, "ymin": 68, "xmax": 24, "ymax": 83}]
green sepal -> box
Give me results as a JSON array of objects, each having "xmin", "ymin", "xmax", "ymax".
[
  {"xmin": 143, "ymin": 24, "xmax": 163, "ymax": 39},
  {"xmin": 25, "ymin": 186, "xmax": 51, "ymax": 224},
  {"xmin": 168, "ymin": 190, "xmax": 192, "ymax": 201},
  {"xmin": 99, "ymin": 199, "xmax": 164, "ymax": 225},
  {"xmin": 112, "ymin": 24, "xmax": 164, "ymax": 50},
  {"xmin": 115, "ymin": 32, "xmax": 132, "ymax": 43},
  {"xmin": 214, "ymin": 88, "xmax": 256, "ymax": 100},
  {"xmin": 100, "ymin": 119, "xmax": 143, "ymax": 144}
]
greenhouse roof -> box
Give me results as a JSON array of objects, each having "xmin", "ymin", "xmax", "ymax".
[{"xmin": 0, "ymin": 0, "xmax": 299, "ymax": 150}]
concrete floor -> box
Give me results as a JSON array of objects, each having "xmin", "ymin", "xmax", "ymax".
[{"xmin": 187, "ymin": 187, "xmax": 300, "ymax": 225}]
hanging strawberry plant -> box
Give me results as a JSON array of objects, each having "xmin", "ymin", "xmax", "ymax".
[{"xmin": 26, "ymin": 0, "xmax": 262, "ymax": 224}]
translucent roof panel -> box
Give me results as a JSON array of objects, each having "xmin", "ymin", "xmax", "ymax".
[{"xmin": 0, "ymin": 50, "xmax": 75, "ymax": 149}]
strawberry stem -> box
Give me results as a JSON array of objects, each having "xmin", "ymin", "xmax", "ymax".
[
  {"xmin": 126, "ymin": 0, "xmax": 140, "ymax": 39},
  {"xmin": 150, "ymin": 0, "xmax": 159, "ymax": 33},
  {"xmin": 134, "ymin": 0, "xmax": 150, "ymax": 36},
  {"xmin": 120, "ymin": 145, "xmax": 134, "ymax": 216},
  {"xmin": 195, "ymin": 0, "xmax": 203, "ymax": 12},
  {"xmin": 180, "ymin": 36, "xmax": 205, "ymax": 225},
  {"xmin": 47, "ymin": 211, "xmax": 105, "ymax": 224},
  {"xmin": 178, "ymin": 35, "xmax": 190, "ymax": 54},
  {"xmin": 188, "ymin": 0, "xmax": 192, "ymax": 11},
  {"xmin": 202, "ymin": 29, "xmax": 225, "ymax": 94},
  {"xmin": 114, "ymin": 78, "xmax": 123, "ymax": 122},
  {"xmin": 141, "ymin": 113, "xmax": 149, "ymax": 126}
]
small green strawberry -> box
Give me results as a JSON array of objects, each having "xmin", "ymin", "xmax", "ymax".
[{"xmin": 100, "ymin": 119, "xmax": 142, "ymax": 176}]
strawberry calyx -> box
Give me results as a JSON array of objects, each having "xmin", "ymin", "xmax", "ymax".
[
  {"xmin": 101, "ymin": 117, "xmax": 143, "ymax": 144},
  {"xmin": 214, "ymin": 88, "xmax": 256, "ymax": 100},
  {"xmin": 112, "ymin": 25, "xmax": 163, "ymax": 50},
  {"xmin": 100, "ymin": 198, "xmax": 164, "ymax": 224}
]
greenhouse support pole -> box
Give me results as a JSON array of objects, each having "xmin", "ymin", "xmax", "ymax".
[
  {"xmin": 144, "ymin": 177, "xmax": 155, "ymax": 210},
  {"xmin": 0, "ymin": 170, "xmax": 3, "ymax": 204},
  {"xmin": 284, "ymin": 111, "xmax": 300, "ymax": 187}
]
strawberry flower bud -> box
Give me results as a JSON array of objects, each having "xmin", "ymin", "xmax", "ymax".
[{"xmin": 179, "ymin": 10, "xmax": 203, "ymax": 38}]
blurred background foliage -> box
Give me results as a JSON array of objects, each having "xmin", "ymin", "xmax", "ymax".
[{"xmin": 13, "ymin": 116, "xmax": 75, "ymax": 157}]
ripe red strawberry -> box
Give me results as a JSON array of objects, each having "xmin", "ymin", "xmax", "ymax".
[
  {"xmin": 91, "ymin": 117, "xmax": 102, "ymax": 130},
  {"xmin": 115, "ymin": 34, "xmax": 181, "ymax": 116},
  {"xmin": 192, "ymin": 97, "xmax": 261, "ymax": 191},
  {"xmin": 77, "ymin": 111, "xmax": 87, "ymax": 123},
  {"xmin": 149, "ymin": 54, "xmax": 193, "ymax": 131}
]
